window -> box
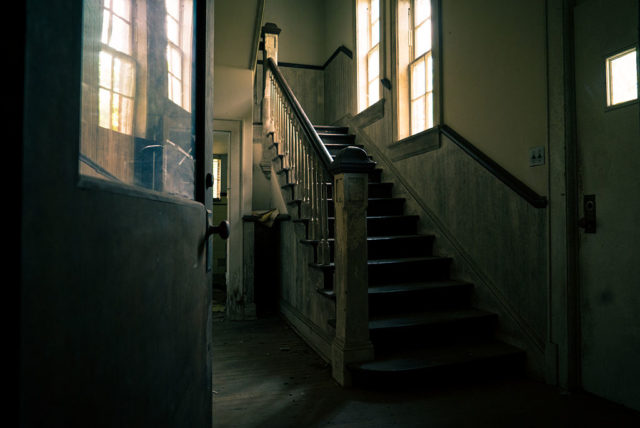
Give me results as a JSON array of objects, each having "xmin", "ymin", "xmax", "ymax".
[
  {"xmin": 357, "ymin": 0, "xmax": 381, "ymax": 112},
  {"xmin": 395, "ymin": 0, "xmax": 438, "ymax": 140},
  {"xmin": 409, "ymin": 0, "xmax": 433, "ymax": 134},
  {"xmin": 99, "ymin": 0, "xmax": 136, "ymax": 135},
  {"xmin": 166, "ymin": 0, "xmax": 193, "ymax": 111},
  {"xmin": 606, "ymin": 48, "xmax": 638, "ymax": 107},
  {"xmin": 80, "ymin": 0, "xmax": 197, "ymax": 199}
]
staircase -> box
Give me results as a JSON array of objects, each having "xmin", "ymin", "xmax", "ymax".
[{"xmin": 278, "ymin": 124, "xmax": 526, "ymax": 388}]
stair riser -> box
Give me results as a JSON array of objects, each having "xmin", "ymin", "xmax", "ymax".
[
  {"xmin": 321, "ymin": 236, "xmax": 433, "ymax": 261},
  {"xmin": 370, "ymin": 315, "xmax": 497, "ymax": 350},
  {"xmin": 350, "ymin": 352, "xmax": 525, "ymax": 389},
  {"xmin": 328, "ymin": 182, "xmax": 393, "ymax": 199},
  {"xmin": 368, "ymin": 286, "xmax": 473, "ymax": 316},
  {"xmin": 314, "ymin": 126, "xmax": 349, "ymax": 134},
  {"xmin": 318, "ymin": 134, "xmax": 356, "ymax": 146},
  {"xmin": 328, "ymin": 199, "xmax": 405, "ymax": 217},
  {"xmin": 329, "ymin": 217, "xmax": 418, "ymax": 237},
  {"xmin": 368, "ymin": 259, "xmax": 451, "ymax": 284},
  {"xmin": 325, "ymin": 144, "xmax": 364, "ymax": 156}
]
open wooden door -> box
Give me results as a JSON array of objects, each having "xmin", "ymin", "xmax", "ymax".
[
  {"xmin": 21, "ymin": 0, "xmax": 217, "ymax": 425},
  {"xmin": 573, "ymin": 0, "xmax": 639, "ymax": 411}
]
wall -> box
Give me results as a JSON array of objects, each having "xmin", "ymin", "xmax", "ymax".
[
  {"xmin": 441, "ymin": 0, "xmax": 549, "ymax": 196},
  {"xmin": 322, "ymin": 0, "xmax": 552, "ymax": 377}
]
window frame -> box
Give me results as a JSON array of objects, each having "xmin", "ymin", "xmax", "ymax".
[
  {"xmin": 392, "ymin": 0, "xmax": 441, "ymax": 143},
  {"xmin": 357, "ymin": 0, "xmax": 382, "ymax": 112},
  {"xmin": 166, "ymin": 0, "xmax": 193, "ymax": 112},
  {"xmin": 604, "ymin": 46, "xmax": 639, "ymax": 109}
]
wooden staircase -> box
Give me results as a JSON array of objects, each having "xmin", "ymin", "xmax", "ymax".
[{"xmin": 276, "ymin": 124, "xmax": 525, "ymax": 388}]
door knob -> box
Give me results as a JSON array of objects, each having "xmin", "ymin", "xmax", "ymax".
[
  {"xmin": 578, "ymin": 194, "xmax": 596, "ymax": 233},
  {"xmin": 207, "ymin": 220, "xmax": 230, "ymax": 240}
]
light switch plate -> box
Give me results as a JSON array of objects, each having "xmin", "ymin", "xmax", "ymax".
[{"xmin": 529, "ymin": 146, "xmax": 545, "ymax": 167}]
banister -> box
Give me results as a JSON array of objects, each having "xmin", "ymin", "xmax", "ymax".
[
  {"xmin": 265, "ymin": 57, "xmax": 334, "ymax": 172},
  {"xmin": 440, "ymin": 125, "xmax": 548, "ymax": 209}
]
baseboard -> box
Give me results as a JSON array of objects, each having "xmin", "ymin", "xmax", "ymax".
[{"xmin": 278, "ymin": 298, "xmax": 333, "ymax": 363}]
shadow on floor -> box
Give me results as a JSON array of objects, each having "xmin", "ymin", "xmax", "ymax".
[{"xmin": 212, "ymin": 316, "xmax": 640, "ymax": 428}]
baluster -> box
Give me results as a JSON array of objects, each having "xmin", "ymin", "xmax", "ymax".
[{"xmin": 318, "ymin": 169, "xmax": 330, "ymax": 265}]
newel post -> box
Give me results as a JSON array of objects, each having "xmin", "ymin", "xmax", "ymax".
[
  {"xmin": 261, "ymin": 23, "xmax": 281, "ymax": 136},
  {"xmin": 330, "ymin": 147, "xmax": 376, "ymax": 386}
]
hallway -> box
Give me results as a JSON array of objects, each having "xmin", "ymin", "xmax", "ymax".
[{"xmin": 212, "ymin": 314, "xmax": 640, "ymax": 428}]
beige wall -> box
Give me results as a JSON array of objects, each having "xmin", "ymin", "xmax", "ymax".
[
  {"xmin": 263, "ymin": 0, "xmax": 326, "ymax": 65},
  {"xmin": 441, "ymin": 0, "xmax": 548, "ymax": 195}
]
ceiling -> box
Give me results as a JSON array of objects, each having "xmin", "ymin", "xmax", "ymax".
[{"xmin": 213, "ymin": 0, "xmax": 264, "ymax": 69}]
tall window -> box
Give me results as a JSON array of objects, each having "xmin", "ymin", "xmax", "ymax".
[
  {"xmin": 166, "ymin": 0, "xmax": 193, "ymax": 111},
  {"xmin": 409, "ymin": 0, "xmax": 433, "ymax": 134},
  {"xmin": 357, "ymin": 0, "xmax": 381, "ymax": 112},
  {"xmin": 99, "ymin": 0, "xmax": 136, "ymax": 135}
]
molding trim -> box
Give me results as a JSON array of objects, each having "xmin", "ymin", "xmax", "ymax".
[
  {"xmin": 278, "ymin": 298, "xmax": 333, "ymax": 363},
  {"xmin": 352, "ymin": 98, "xmax": 385, "ymax": 128},
  {"xmin": 388, "ymin": 126, "xmax": 441, "ymax": 161},
  {"xmin": 256, "ymin": 45, "xmax": 353, "ymax": 71}
]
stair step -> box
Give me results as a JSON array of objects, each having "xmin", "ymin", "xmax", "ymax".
[
  {"xmin": 329, "ymin": 215, "xmax": 419, "ymax": 237},
  {"xmin": 303, "ymin": 234, "xmax": 434, "ymax": 259},
  {"xmin": 318, "ymin": 279, "xmax": 473, "ymax": 312},
  {"xmin": 311, "ymin": 256, "xmax": 452, "ymax": 285},
  {"xmin": 367, "ymin": 308, "xmax": 497, "ymax": 348},
  {"xmin": 317, "ymin": 133, "xmax": 356, "ymax": 146},
  {"xmin": 327, "ymin": 182, "xmax": 393, "ymax": 199},
  {"xmin": 314, "ymin": 125, "xmax": 349, "ymax": 134},
  {"xmin": 328, "ymin": 198, "xmax": 405, "ymax": 216},
  {"xmin": 348, "ymin": 341, "xmax": 525, "ymax": 388}
]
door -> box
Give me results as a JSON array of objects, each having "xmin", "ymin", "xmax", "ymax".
[
  {"xmin": 21, "ymin": 0, "xmax": 215, "ymax": 426},
  {"xmin": 574, "ymin": 0, "xmax": 640, "ymax": 411}
]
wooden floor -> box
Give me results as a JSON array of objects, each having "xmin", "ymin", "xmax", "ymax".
[{"xmin": 212, "ymin": 313, "xmax": 640, "ymax": 428}]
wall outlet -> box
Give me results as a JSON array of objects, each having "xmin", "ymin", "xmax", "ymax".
[{"xmin": 529, "ymin": 146, "xmax": 545, "ymax": 167}]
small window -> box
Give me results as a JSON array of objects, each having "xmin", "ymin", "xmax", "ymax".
[
  {"xmin": 606, "ymin": 48, "xmax": 638, "ymax": 107},
  {"xmin": 409, "ymin": 0, "xmax": 433, "ymax": 134}
]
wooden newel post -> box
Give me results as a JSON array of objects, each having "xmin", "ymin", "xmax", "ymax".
[
  {"xmin": 330, "ymin": 147, "xmax": 376, "ymax": 386},
  {"xmin": 261, "ymin": 23, "xmax": 281, "ymax": 136}
]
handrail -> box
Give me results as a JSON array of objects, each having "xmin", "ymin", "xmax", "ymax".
[
  {"xmin": 265, "ymin": 57, "xmax": 334, "ymax": 172},
  {"xmin": 440, "ymin": 125, "xmax": 548, "ymax": 209}
]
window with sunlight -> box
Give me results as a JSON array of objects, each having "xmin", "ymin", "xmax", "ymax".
[
  {"xmin": 357, "ymin": 0, "xmax": 381, "ymax": 111},
  {"xmin": 606, "ymin": 48, "xmax": 638, "ymax": 107},
  {"xmin": 409, "ymin": 0, "xmax": 433, "ymax": 134},
  {"xmin": 166, "ymin": 0, "xmax": 193, "ymax": 111}
]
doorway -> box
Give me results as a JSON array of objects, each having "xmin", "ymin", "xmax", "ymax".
[
  {"xmin": 212, "ymin": 130, "xmax": 230, "ymax": 316},
  {"xmin": 573, "ymin": 0, "xmax": 639, "ymax": 411}
]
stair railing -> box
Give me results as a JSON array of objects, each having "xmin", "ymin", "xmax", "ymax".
[
  {"xmin": 264, "ymin": 56, "xmax": 333, "ymax": 264},
  {"xmin": 261, "ymin": 23, "xmax": 376, "ymax": 386}
]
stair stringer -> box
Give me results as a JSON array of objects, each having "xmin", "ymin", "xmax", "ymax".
[
  {"xmin": 333, "ymin": 114, "xmax": 547, "ymax": 380},
  {"xmin": 267, "ymin": 135, "xmax": 336, "ymax": 363}
]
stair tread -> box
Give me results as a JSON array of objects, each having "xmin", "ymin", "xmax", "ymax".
[
  {"xmin": 317, "ymin": 279, "xmax": 471, "ymax": 299},
  {"xmin": 329, "ymin": 215, "xmax": 419, "ymax": 220},
  {"xmin": 349, "ymin": 340, "xmax": 523, "ymax": 373},
  {"xmin": 312, "ymin": 256, "xmax": 451, "ymax": 269},
  {"xmin": 369, "ymin": 308, "xmax": 496, "ymax": 330},
  {"xmin": 303, "ymin": 234, "xmax": 433, "ymax": 244}
]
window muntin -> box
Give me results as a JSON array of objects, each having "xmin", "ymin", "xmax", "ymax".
[
  {"xmin": 606, "ymin": 48, "xmax": 638, "ymax": 107},
  {"xmin": 409, "ymin": 0, "xmax": 433, "ymax": 134},
  {"xmin": 80, "ymin": 0, "xmax": 197, "ymax": 200}
]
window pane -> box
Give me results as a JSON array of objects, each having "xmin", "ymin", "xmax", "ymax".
[
  {"xmin": 110, "ymin": 15, "xmax": 131, "ymax": 54},
  {"xmin": 368, "ymin": 79, "xmax": 380, "ymax": 106},
  {"xmin": 368, "ymin": 46, "xmax": 379, "ymax": 82},
  {"xmin": 167, "ymin": 16, "xmax": 180, "ymax": 45},
  {"xmin": 166, "ymin": 0, "xmax": 180, "ymax": 19},
  {"xmin": 411, "ymin": 96, "xmax": 426, "ymax": 134},
  {"xmin": 426, "ymin": 92, "xmax": 434, "ymax": 129},
  {"xmin": 371, "ymin": 19, "xmax": 379, "ymax": 47},
  {"xmin": 370, "ymin": 0, "xmax": 379, "ymax": 22},
  {"xmin": 81, "ymin": 0, "xmax": 197, "ymax": 200},
  {"xmin": 426, "ymin": 52, "xmax": 433, "ymax": 92},
  {"xmin": 414, "ymin": 19, "xmax": 431, "ymax": 58},
  {"xmin": 411, "ymin": 58, "xmax": 425, "ymax": 99},
  {"xmin": 414, "ymin": 0, "xmax": 430, "ymax": 25},
  {"xmin": 99, "ymin": 51, "xmax": 113, "ymax": 88},
  {"xmin": 112, "ymin": 0, "xmax": 131, "ymax": 21},
  {"xmin": 113, "ymin": 56, "xmax": 135, "ymax": 96},
  {"xmin": 608, "ymin": 49, "xmax": 638, "ymax": 106}
]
